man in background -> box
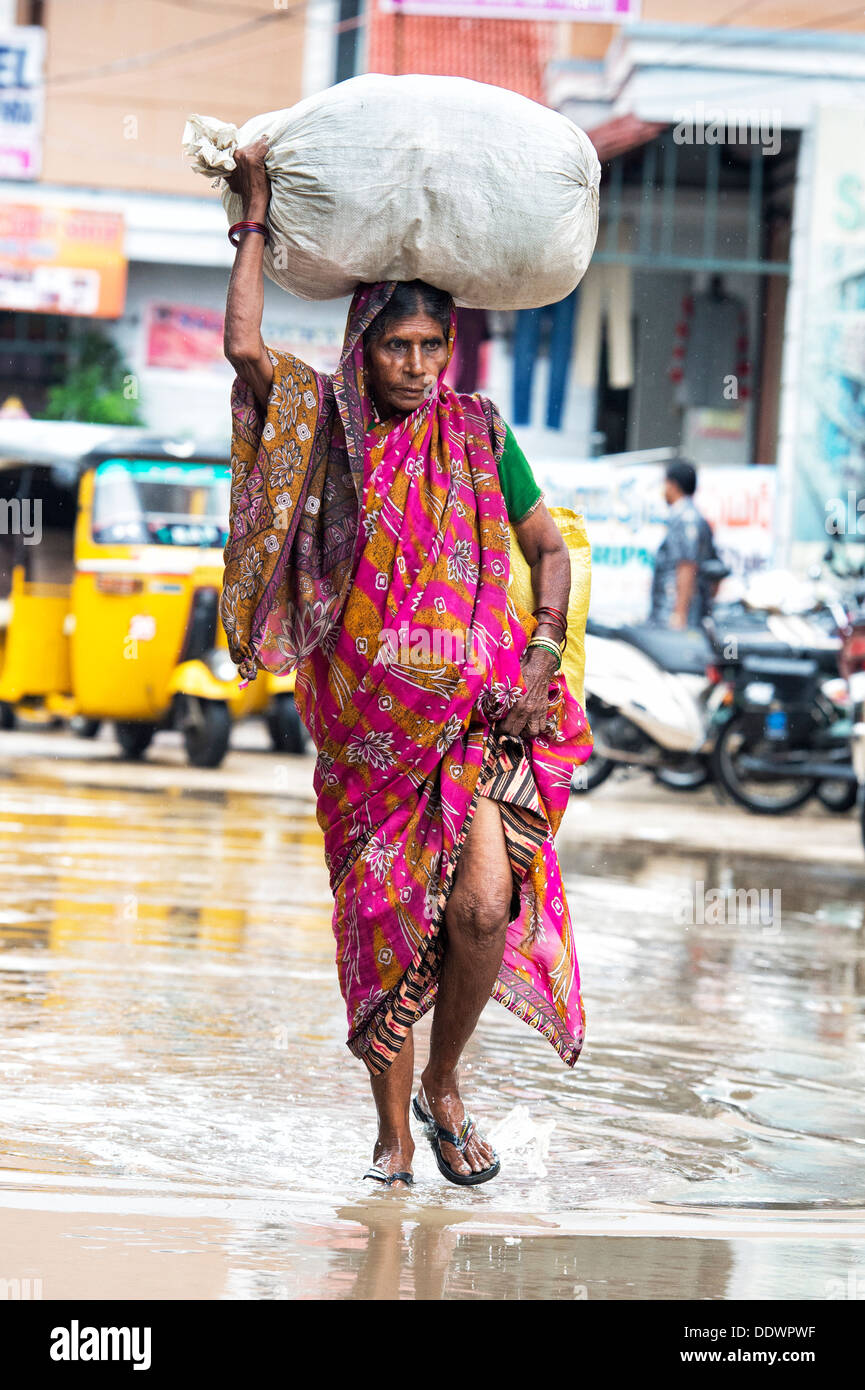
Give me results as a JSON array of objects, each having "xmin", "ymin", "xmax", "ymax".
[{"xmin": 649, "ymin": 459, "xmax": 715, "ymax": 630}]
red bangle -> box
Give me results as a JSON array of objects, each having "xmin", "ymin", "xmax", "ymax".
[
  {"xmin": 228, "ymin": 220, "xmax": 268, "ymax": 247},
  {"xmin": 533, "ymin": 606, "xmax": 567, "ymax": 629}
]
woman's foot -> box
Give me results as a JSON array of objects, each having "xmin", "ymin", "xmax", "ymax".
[
  {"xmin": 417, "ymin": 1071, "xmax": 497, "ymax": 1178},
  {"xmin": 367, "ymin": 1132, "xmax": 415, "ymax": 1190}
]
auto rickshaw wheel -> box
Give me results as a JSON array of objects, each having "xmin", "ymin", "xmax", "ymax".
[
  {"xmin": 267, "ymin": 693, "xmax": 308, "ymax": 755},
  {"xmin": 181, "ymin": 697, "xmax": 231, "ymax": 769},
  {"xmin": 0, "ymin": 702, "xmax": 15, "ymax": 731},
  {"xmin": 71, "ymin": 716, "xmax": 102, "ymax": 740},
  {"xmin": 115, "ymin": 721, "xmax": 156, "ymax": 760}
]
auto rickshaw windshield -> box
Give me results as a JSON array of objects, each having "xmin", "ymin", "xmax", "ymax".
[{"xmin": 91, "ymin": 458, "xmax": 231, "ymax": 547}]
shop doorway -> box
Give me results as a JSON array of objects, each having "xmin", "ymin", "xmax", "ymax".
[
  {"xmin": 0, "ymin": 312, "xmax": 82, "ymax": 417},
  {"xmin": 591, "ymin": 128, "xmax": 798, "ymax": 466}
]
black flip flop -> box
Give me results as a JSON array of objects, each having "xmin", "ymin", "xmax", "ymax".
[
  {"xmin": 412, "ymin": 1094, "xmax": 501, "ymax": 1186},
  {"xmin": 362, "ymin": 1164, "xmax": 414, "ymax": 1188}
]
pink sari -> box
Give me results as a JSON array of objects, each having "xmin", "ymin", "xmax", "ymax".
[{"xmin": 222, "ymin": 284, "xmax": 592, "ymax": 1073}]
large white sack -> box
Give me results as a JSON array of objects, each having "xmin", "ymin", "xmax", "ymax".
[{"xmin": 182, "ymin": 74, "xmax": 601, "ymax": 310}]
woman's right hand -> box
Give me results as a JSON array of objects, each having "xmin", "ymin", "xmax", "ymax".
[{"xmin": 225, "ymin": 134, "xmax": 272, "ymax": 218}]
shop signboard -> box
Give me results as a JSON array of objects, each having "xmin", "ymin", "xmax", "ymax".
[
  {"xmin": 146, "ymin": 303, "xmax": 226, "ymax": 370},
  {"xmin": 0, "ymin": 203, "xmax": 126, "ymax": 317},
  {"xmin": 0, "ymin": 26, "xmax": 44, "ymax": 180},
  {"xmin": 792, "ymin": 106, "xmax": 865, "ymax": 552},
  {"xmin": 261, "ymin": 309, "xmax": 348, "ymax": 375},
  {"xmin": 144, "ymin": 302, "xmax": 348, "ymax": 375},
  {"xmin": 380, "ymin": 0, "xmax": 639, "ymax": 19},
  {"xmin": 533, "ymin": 459, "xmax": 776, "ymax": 622}
]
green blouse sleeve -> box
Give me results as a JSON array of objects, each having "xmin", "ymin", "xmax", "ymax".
[{"xmin": 499, "ymin": 421, "xmax": 543, "ymax": 524}]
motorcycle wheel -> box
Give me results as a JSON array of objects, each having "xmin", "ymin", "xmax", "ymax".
[
  {"xmin": 572, "ymin": 696, "xmax": 617, "ymax": 792},
  {"xmin": 181, "ymin": 697, "xmax": 231, "ymax": 769},
  {"xmin": 654, "ymin": 757, "xmax": 710, "ymax": 792},
  {"xmin": 815, "ymin": 779, "xmax": 858, "ymax": 813},
  {"xmin": 267, "ymin": 693, "xmax": 307, "ymax": 754},
  {"xmin": 0, "ymin": 701, "xmax": 15, "ymax": 731},
  {"xmin": 115, "ymin": 721, "xmax": 156, "ymax": 760},
  {"xmin": 571, "ymin": 754, "xmax": 616, "ymax": 794},
  {"xmin": 711, "ymin": 712, "xmax": 818, "ymax": 814}
]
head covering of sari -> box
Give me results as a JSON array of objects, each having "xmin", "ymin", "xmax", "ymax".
[
  {"xmin": 223, "ymin": 283, "xmax": 592, "ymax": 1074},
  {"xmin": 222, "ymin": 282, "xmax": 395, "ymax": 681}
]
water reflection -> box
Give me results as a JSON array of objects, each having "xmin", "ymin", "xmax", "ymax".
[{"xmin": 0, "ymin": 774, "xmax": 864, "ymax": 1299}]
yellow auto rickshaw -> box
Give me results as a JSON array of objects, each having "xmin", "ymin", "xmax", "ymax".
[{"xmin": 0, "ymin": 421, "xmax": 305, "ymax": 765}]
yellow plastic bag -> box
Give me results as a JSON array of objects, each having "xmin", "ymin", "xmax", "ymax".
[{"xmin": 507, "ymin": 507, "xmax": 592, "ymax": 708}]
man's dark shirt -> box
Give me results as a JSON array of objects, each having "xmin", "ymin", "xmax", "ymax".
[{"xmin": 649, "ymin": 496, "xmax": 714, "ymax": 627}]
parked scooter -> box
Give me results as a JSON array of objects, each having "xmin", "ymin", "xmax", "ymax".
[
  {"xmin": 578, "ymin": 558, "xmax": 859, "ymax": 806},
  {"xmin": 579, "ymin": 619, "xmax": 719, "ymax": 792}
]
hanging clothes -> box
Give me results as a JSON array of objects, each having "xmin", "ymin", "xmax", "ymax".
[
  {"xmin": 511, "ymin": 289, "xmax": 579, "ymax": 431},
  {"xmin": 572, "ymin": 262, "xmax": 634, "ymax": 392}
]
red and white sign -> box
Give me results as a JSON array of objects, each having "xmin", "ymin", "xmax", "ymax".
[
  {"xmin": 534, "ymin": 460, "xmax": 776, "ymax": 623},
  {"xmin": 380, "ymin": 0, "xmax": 639, "ymax": 19},
  {"xmin": 146, "ymin": 302, "xmax": 225, "ymax": 370}
]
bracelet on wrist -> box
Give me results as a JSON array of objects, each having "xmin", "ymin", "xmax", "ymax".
[
  {"xmin": 534, "ymin": 620, "xmax": 567, "ymax": 649},
  {"xmin": 228, "ymin": 220, "xmax": 269, "ymax": 248},
  {"xmin": 526, "ymin": 636, "xmax": 563, "ymax": 672},
  {"xmin": 533, "ymin": 606, "xmax": 567, "ymax": 636},
  {"xmin": 533, "ymin": 605, "xmax": 567, "ymax": 628}
]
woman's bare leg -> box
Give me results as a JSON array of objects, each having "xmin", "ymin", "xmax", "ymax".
[
  {"xmin": 368, "ymin": 1028, "xmax": 415, "ymax": 1189},
  {"xmin": 419, "ymin": 795, "xmax": 513, "ymax": 1177}
]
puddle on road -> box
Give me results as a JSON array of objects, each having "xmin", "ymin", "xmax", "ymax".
[{"xmin": 1, "ymin": 778, "xmax": 864, "ymax": 1299}]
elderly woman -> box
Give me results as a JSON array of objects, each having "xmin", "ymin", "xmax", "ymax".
[{"xmin": 223, "ymin": 138, "xmax": 592, "ymax": 1189}]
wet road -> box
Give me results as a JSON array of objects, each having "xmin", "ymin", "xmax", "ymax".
[{"xmin": 1, "ymin": 728, "xmax": 865, "ymax": 1300}]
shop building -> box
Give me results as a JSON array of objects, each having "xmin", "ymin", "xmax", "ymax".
[
  {"xmin": 543, "ymin": 21, "xmax": 865, "ymax": 567},
  {"xmin": 1, "ymin": 2, "xmax": 864, "ymax": 571},
  {"xmin": 0, "ymin": 0, "xmax": 352, "ymax": 437}
]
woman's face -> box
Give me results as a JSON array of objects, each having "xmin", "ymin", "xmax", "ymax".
[{"xmin": 365, "ymin": 310, "xmax": 449, "ymax": 418}]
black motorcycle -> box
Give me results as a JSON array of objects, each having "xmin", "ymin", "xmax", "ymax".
[{"xmin": 708, "ymin": 643, "xmax": 854, "ymax": 815}]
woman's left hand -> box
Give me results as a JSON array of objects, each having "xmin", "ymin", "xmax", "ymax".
[{"xmin": 498, "ymin": 648, "xmax": 557, "ymax": 739}]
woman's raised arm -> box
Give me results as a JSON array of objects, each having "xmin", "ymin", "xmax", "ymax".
[{"xmin": 223, "ymin": 134, "xmax": 274, "ymax": 412}]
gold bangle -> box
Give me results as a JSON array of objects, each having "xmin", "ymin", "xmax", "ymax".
[{"xmin": 526, "ymin": 637, "xmax": 562, "ymax": 671}]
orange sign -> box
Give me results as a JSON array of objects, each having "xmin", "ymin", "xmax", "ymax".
[{"xmin": 0, "ymin": 203, "xmax": 127, "ymax": 317}]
